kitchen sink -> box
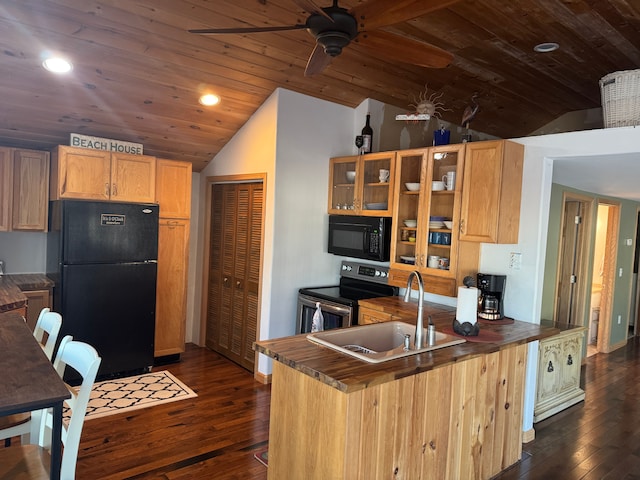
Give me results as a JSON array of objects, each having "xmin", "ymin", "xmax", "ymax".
[{"xmin": 307, "ymin": 321, "xmax": 465, "ymax": 363}]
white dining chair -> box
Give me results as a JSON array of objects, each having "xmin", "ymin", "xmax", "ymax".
[
  {"xmin": 0, "ymin": 308, "xmax": 63, "ymax": 446},
  {"xmin": 0, "ymin": 335, "xmax": 101, "ymax": 480}
]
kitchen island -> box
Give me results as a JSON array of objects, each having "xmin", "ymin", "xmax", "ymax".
[{"xmin": 254, "ymin": 297, "xmax": 559, "ymax": 480}]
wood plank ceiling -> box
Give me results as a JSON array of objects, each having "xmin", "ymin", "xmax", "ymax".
[{"xmin": 1, "ymin": 0, "xmax": 639, "ymax": 172}]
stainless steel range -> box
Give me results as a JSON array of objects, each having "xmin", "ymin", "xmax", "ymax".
[{"xmin": 296, "ymin": 261, "xmax": 398, "ymax": 334}]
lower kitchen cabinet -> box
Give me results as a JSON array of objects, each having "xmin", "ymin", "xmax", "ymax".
[
  {"xmin": 534, "ymin": 326, "xmax": 586, "ymax": 422},
  {"xmin": 155, "ymin": 218, "xmax": 190, "ymax": 357},
  {"xmin": 22, "ymin": 289, "xmax": 52, "ymax": 331}
]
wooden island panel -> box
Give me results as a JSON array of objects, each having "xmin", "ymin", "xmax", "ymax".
[{"xmin": 268, "ymin": 343, "xmax": 528, "ymax": 480}]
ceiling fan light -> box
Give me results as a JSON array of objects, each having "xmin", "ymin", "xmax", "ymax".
[
  {"xmin": 534, "ymin": 42, "xmax": 559, "ymax": 53},
  {"xmin": 316, "ymin": 31, "xmax": 351, "ymax": 57}
]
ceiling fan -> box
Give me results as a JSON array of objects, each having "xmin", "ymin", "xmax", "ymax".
[{"xmin": 189, "ymin": 0, "xmax": 458, "ymax": 76}]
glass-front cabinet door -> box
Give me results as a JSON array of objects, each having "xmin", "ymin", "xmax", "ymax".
[
  {"xmin": 391, "ymin": 149, "xmax": 428, "ymax": 268},
  {"xmin": 422, "ymin": 144, "xmax": 464, "ymax": 276},
  {"xmin": 328, "ymin": 156, "xmax": 358, "ymax": 213},
  {"xmin": 328, "ymin": 152, "xmax": 395, "ymax": 216},
  {"xmin": 391, "ymin": 144, "xmax": 465, "ymax": 278}
]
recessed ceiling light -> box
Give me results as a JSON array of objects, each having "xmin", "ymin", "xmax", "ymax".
[
  {"xmin": 199, "ymin": 94, "xmax": 220, "ymax": 106},
  {"xmin": 42, "ymin": 56, "xmax": 73, "ymax": 73},
  {"xmin": 534, "ymin": 42, "xmax": 559, "ymax": 53}
]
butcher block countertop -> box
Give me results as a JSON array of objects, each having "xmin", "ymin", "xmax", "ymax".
[
  {"xmin": 254, "ymin": 296, "xmax": 559, "ymax": 394},
  {"xmin": 0, "ymin": 274, "xmax": 54, "ymax": 313}
]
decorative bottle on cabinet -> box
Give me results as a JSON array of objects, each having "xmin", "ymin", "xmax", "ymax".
[{"xmin": 361, "ymin": 113, "xmax": 373, "ymax": 153}]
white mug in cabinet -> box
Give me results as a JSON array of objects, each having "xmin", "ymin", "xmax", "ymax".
[{"xmin": 442, "ymin": 171, "xmax": 456, "ymax": 190}]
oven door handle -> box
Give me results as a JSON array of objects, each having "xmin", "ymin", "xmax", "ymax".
[{"xmin": 298, "ymin": 296, "xmax": 352, "ymax": 316}]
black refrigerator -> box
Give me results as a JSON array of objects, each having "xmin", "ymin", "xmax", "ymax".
[{"xmin": 46, "ymin": 200, "xmax": 159, "ymax": 382}]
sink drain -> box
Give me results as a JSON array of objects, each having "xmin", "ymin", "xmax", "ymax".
[{"xmin": 342, "ymin": 344, "xmax": 378, "ymax": 354}]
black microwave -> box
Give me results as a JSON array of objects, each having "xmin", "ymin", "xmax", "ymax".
[{"xmin": 328, "ymin": 215, "xmax": 391, "ymax": 262}]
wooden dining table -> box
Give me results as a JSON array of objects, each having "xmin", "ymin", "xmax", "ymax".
[{"xmin": 0, "ymin": 312, "xmax": 71, "ymax": 480}]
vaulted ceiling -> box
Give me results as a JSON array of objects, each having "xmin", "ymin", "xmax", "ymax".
[{"xmin": 1, "ymin": 0, "xmax": 640, "ymax": 172}]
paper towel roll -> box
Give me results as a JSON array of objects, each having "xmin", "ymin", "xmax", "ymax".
[{"xmin": 456, "ymin": 286, "xmax": 478, "ymax": 325}]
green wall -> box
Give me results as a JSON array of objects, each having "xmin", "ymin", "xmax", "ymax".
[{"xmin": 542, "ymin": 183, "xmax": 639, "ymax": 349}]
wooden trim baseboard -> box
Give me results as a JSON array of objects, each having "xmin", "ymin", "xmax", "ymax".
[
  {"xmin": 522, "ymin": 428, "xmax": 536, "ymax": 443},
  {"xmin": 254, "ymin": 370, "xmax": 271, "ymax": 384}
]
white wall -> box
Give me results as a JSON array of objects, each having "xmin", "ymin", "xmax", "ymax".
[
  {"xmin": 194, "ymin": 88, "xmax": 355, "ymax": 373},
  {"xmin": 0, "ymin": 232, "xmax": 47, "ymax": 273},
  {"xmin": 482, "ymin": 126, "xmax": 640, "ymax": 435}
]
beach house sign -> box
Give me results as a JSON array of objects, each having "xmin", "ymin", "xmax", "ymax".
[{"xmin": 70, "ymin": 133, "xmax": 143, "ymax": 155}]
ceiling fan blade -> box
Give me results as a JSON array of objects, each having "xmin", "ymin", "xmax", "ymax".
[
  {"xmin": 189, "ymin": 24, "xmax": 307, "ymax": 35},
  {"xmin": 351, "ymin": 0, "xmax": 461, "ymax": 31},
  {"xmin": 354, "ymin": 30, "xmax": 453, "ymax": 68},
  {"xmin": 292, "ymin": 0, "xmax": 334, "ymax": 22},
  {"xmin": 304, "ymin": 43, "xmax": 334, "ymax": 77}
]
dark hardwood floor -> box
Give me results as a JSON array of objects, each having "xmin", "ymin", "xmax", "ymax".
[
  {"xmin": 75, "ymin": 344, "xmax": 270, "ymax": 480},
  {"xmin": 496, "ymin": 336, "xmax": 640, "ymax": 480},
  {"xmin": 4, "ymin": 337, "xmax": 639, "ymax": 479}
]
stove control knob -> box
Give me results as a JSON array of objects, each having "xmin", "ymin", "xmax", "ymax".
[
  {"xmin": 380, "ymin": 271, "xmax": 387, "ymax": 278},
  {"xmin": 344, "ymin": 265, "xmax": 352, "ymax": 271},
  {"xmin": 375, "ymin": 271, "xmax": 381, "ymax": 276}
]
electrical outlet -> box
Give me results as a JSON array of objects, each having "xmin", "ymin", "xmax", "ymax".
[
  {"xmin": 509, "ymin": 252, "xmax": 522, "ymax": 270},
  {"xmin": 619, "ymin": 268, "xmax": 623, "ymax": 277},
  {"xmin": 626, "ymin": 239, "xmax": 633, "ymax": 246}
]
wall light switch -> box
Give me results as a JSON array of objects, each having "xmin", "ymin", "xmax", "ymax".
[
  {"xmin": 626, "ymin": 239, "xmax": 633, "ymax": 246},
  {"xmin": 509, "ymin": 252, "xmax": 522, "ymax": 270},
  {"xmin": 618, "ymin": 315, "xmax": 622, "ymax": 325}
]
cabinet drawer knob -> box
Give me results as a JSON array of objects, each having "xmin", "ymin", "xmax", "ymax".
[
  {"xmin": 567, "ymin": 354, "xmax": 573, "ymax": 366},
  {"xmin": 112, "ymin": 183, "xmax": 118, "ymax": 196},
  {"xmin": 105, "ymin": 183, "xmax": 110, "ymax": 196},
  {"xmin": 547, "ymin": 361, "xmax": 554, "ymax": 373}
]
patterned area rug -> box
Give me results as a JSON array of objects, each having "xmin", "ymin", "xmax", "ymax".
[{"xmin": 67, "ymin": 371, "xmax": 197, "ymax": 421}]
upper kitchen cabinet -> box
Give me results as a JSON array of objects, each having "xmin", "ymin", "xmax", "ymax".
[
  {"xmin": 328, "ymin": 152, "xmax": 395, "ymax": 216},
  {"xmin": 51, "ymin": 145, "xmax": 156, "ymax": 203},
  {"xmin": 0, "ymin": 148, "xmax": 11, "ymax": 231},
  {"xmin": 0, "ymin": 147, "xmax": 50, "ymax": 232},
  {"xmin": 389, "ymin": 145, "xmax": 479, "ymax": 297},
  {"xmin": 155, "ymin": 158, "xmax": 192, "ymax": 219},
  {"xmin": 459, "ymin": 140, "xmax": 524, "ymax": 244}
]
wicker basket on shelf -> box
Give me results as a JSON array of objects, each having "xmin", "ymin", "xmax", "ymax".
[{"xmin": 600, "ymin": 69, "xmax": 640, "ymax": 128}]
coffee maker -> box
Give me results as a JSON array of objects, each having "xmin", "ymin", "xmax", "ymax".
[{"xmin": 477, "ymin": 273, "xmax": 506, "ymax": 320}]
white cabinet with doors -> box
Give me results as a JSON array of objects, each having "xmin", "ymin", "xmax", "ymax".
[{"xmin": 534, "ymin": 326, "xmax": 586, "ymax": 422}]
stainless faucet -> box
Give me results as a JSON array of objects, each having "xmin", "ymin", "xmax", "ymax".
[{"xmin": 403, "ymin": 270, "xmax": 424, "ymax": 349}]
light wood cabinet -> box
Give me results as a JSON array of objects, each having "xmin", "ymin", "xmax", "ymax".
[
  {"xmin": 154, "ymin": 159, "xmax": 192, "ymax": 358},
  {"xmin": 389, "ymin": 145, "xmax": 479, "ymax": 297},
  {"xmin": 328, "ymin": 152, "xmax": 396, "ymax": 216},
  {"xmin": 51, "ymin": 145, "xmax": 156, "ymax": 203},
  {"xmin": 460, "ymin": 140, "xmax": 524, "ymax": 243},
  {"xmin": 155, "ymin": 218, "xmax": 190, "ymax": 357},
  {"xmin": 0, "ymin": 148, "xmax": 12, "ymax": 231},
  {"xmin": 268, "ymin": 344, "xmax": 529, "ymax": 480},
  {"xmin": 155, "ymin": 158, "xmax": 192, "ymax": 219},
  {"xmin": 534, "ymin": 327, "xmax": 586, "ymax": 422},
  {"xmin": 23, "ymin": 289, "xmax": 52, "ymax": 332},
  {"xmin": 0, "ymin": 147, "xmax": 50, "ymax": 232},
  {"xmin": 358, "ymin": 305, "xmax": 401, "ymax": 324}
]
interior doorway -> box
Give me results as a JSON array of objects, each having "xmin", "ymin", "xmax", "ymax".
[
  {"xmin": 554, "ymin": 194, "xmax": 592, "ymax": 326},
  {"xmin": 630, "ymin": 209, "xmax": 640, "ymax": 337},
  {"xmin": 202, "ymin": 176, "xmax": 265, "ymax": 372}
]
